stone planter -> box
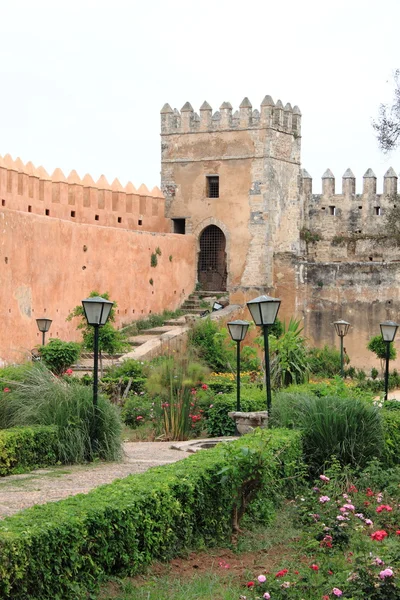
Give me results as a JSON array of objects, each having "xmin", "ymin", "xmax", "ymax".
[{"xmin": 228, "ymin": 411, "xmax": 269, "ymax": 435}]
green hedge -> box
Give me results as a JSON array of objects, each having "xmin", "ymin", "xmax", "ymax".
[
  {"xmin": 382, "ymin": 404, "xmax": 400, "ymax": 467},
  {"xmin": 0, "ymin": 426, "xmax": 58, "ymax": 476},
  {"xmin": 0, "ymin": 428, "xmax": 303, "ymax": 599}
]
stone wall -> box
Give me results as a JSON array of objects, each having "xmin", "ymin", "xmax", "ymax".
[{"xmin": 0, "ymin": 209, "xmax": 196, "ymax": 365}]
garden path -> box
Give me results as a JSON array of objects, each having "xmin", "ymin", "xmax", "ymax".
[{"xmin": 0, "ymin": 442, "xmax": 189, "ymax": 518}]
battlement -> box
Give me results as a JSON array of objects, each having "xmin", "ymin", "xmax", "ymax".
[
  {"xmin": 0, "ymin": 154, "xmax": 169, "ymax": 233},
  {"xmin": 302, "ymin": 167, "xmax": 399, "ymax": 197},
  {"xmin": 161, "ymin": 96, "xmax": 301, "ymax": 136}
]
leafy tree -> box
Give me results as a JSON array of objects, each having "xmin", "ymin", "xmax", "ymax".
[
  {"xmin": 38, "ymin": 339, "xmax": 81, "ymax": 375},
  {"xmin": 373, "ymin": 69, "xmax": 400, "ymax": 152},
  {"xmin": 368, "ymin": 334, "xmax": 396, "ymax": 374},
  {"xmin": 66, "ymin": 291, "xmax": 129, "ymax": 355}
]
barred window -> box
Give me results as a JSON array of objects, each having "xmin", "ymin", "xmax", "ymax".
[{"xmin": 206, "ymin": 176, "xmax": 219, "ymax": 198}]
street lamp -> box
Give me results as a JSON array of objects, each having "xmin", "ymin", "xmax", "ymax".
[
  {"xmin": 36, "ymin": 318, "xmax": 52, "ymax": 346},
  {"xmin": 247, "ymin": 295, "xmax": 281, "ymax": 415},
  {"xmin": 227, "ymin": 320, "xmax": 250, "ymax": 413},
  {"xmin": 380, "ymin": 320, "xmax": 399, "ymax": 401},
  {"xmin": 333, "ymin": 319, "xmax": 350, "ymax": 377},
  {"xmin": 212, "ymin": 301, "xmax": 224, "ymax": 311},
  {"xmin": 81, "ymin": 296, "xmax": 113, "ymax": 409}
]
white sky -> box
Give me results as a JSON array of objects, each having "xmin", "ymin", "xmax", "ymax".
[{"xmin": 0, "ymin": 0, "xmax": 399, "ymax": 193}]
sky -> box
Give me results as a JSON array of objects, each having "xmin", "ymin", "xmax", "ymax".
[{"xmin": 0, "ymin": 0, "xmax": 399, "ymax": 193}]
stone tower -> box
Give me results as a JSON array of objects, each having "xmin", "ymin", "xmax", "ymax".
[{"xmin": 160, "ymin": 96, "xmax": 302, "ymax": 298}]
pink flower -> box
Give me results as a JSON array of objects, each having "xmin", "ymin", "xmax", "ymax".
[
  {"xmin": 257, "ymin": 575, "xmax": 266, "ymax": 583},
  {"xmin": 263, "ymin": 594, "xmax": 271, "ymax": 600},
  {"xmin": 339, "ymin": 507, "xmax": 348, "ymax": 513},
  {"xmin": 337, "ymin": 515, "xmax": 349, "ymax": 521},
  {"xmin": 365, "ymin": 519, "xmax": 373, "ymax": 526},
  {"xmin": 201, "ymin": 384, "xmax": 208, "ymax": 390},
  {"xmin": 332, "ymin": 588, "xmax": 343, "ymax": 596},
  {"xmin": 379, "ymin": 568, "xmax": 394, "ymax": 579},
  {"xmin": 3, "ymin": 388, "xmax": 10, "ymax": 393},
  {"xmin": 310, "ymin": 564, "xmax": 319, "ymax": 571},
  {"xmin": 319, "ymin": 474, "xmax": 330, "ymax": 482},
  {"xmin": 343, "ymin": 503, "xmax": 355, "ymax": 511},
  {"xmin": 374, "ymin": 558, "xmax": 384, "ymax": 565},
  {"xmin": 136, "ymin": 416, "xmax": 143, "ymax": 420},
  {"xmin": 319, "ymin": 495, "xmax": 330, "ymax": 503},
  {"xmin": 65, "ymin": 368, "xmax": 73, "ymax": 375},
  {"xmin": 376, "ymin": 504, "xmax": 392, "ymax": 513}
]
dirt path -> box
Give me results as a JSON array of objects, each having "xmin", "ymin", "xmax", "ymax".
[{"xmin": 0, "ymin": 442, "xmax": 188, "ymax": 518}]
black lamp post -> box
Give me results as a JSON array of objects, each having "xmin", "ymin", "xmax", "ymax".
[
  {"xmin": 81, "ymin": 296, "xmax": 113, "ymax": 409},
  {"xmin": 227, "ymin": 320, "xmax": 250, "ymax": 413},
  {"xmin": 333, "ymin": 319, "xmax": 350, "ymax": 377},
  {"xmin": 247, "ymin": 295, "xmax": 281, "ymax": 416},
  {"xmin": 36, "ymin": 318, "xmax": 52, "ymax": 346},
  {"xmin": 380, "ymin": 320, "xmax": 399, "ymax": 401}
]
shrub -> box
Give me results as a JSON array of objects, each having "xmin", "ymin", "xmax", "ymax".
[
  {"xmin": 0, "ymin": 429, "xmax": 303, "ymax": 599},
  {"xmin": 38, "ymin": 339, "xmax": 81, "ymax": 375},
  {"xmin": 101, "ymin": 359, "xmax": 147, "ymax": 402},
  {"xmin": 0, "ymin": 364, "xmax": 122, "ymax": 463},
  {"xmin": 0, "ymin": 426, "xmax": 58, "ymax": 475},
  {"xmin": 298, "ymin": 395, "xmax": 384, "ymax": 474},
  {"xmin": 121, "ymin": 395, "xmax": 160, "ymax": 429},
  {"xmin": 368, "ymin": 335, "xmax": 396, "ymax": 370},
  {"xmin": 381, "ymin": 408, "xmax": 400, "ymax": 467},
  {"xmin": 268, "ymin": 318, "xmax": 310, "ymax": 387},
  {"xmin": 188, "ymin": 317, "xmax": 230, "ymax": 371},
  {"xmin": 307, "ymin": 344, "xmax": 344, "ymax": 377},
  {"xmin": 206, "ymin": 388, "xmax": 267, "ymax": 437}
]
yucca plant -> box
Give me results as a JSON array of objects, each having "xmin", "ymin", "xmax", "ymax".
[
  {"xmin": 0, "ymin": 364, "xmax": 122, "ymax": 463},
  {"xmin": 268, "ymin": 318, "xmax": 309, "ymax": 388},
  {"xmin": 146, "ymin": 356, "xmax": 208, "ymax": 440}
]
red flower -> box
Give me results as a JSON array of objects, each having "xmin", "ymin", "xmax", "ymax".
[
  {"xmin": 349, "ymin": 485, "xmax": 358, "ymax": 493},
  {"xmin": 201, "ymin": 384, "xmax": 208, "ymax": 390},
  {"xmin": 366, "ymin": 488, "xmax": 374, "ymax": 497},
  {"xmin": 364, "ymin": 501, "xmax": 370, "ymax": 506},
  {"xmin": 376, "ymin": 504, "xmax": 392, "ymax": 513},
  {"xmin": 246, "ymin": 581, "xmax": 254, "ymax": 587},
  {"xmin": 3, "ymin": 388, "xmax": 10, "ymax": 393},
  {"xmin": 328, "ymin": 570, "xmax": 333, "ymax": 575},
  {"xmin": 371, "ymin": 530, "xmax": 388, "ymax": 541},
  {"xmin": 396, "ymin": 530, "xmax": 400, "ymax": 535},
  {"xmin": 65, "ymin": 368, "xmax": 73, "ymax": 375},
  {"xmin": 323, "ymin": 596, "xmax": 330, "ymax": 600},
  {"xmin": 275, "ymin": 569, "xmax": 288, "ymax": 578},
  {"xmin": 294, "ymin": 570, "xmax": 299, "ymax": 575},
  {"xmin": 310, "ymin": 564, "xmax": 319, "ymax": 571}
]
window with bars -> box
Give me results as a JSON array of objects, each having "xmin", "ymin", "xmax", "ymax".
[{"xmin": 206, "ymin": 176, "xmax": 219, "ymax": 198}]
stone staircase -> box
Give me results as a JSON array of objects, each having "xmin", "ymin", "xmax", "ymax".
[{"xmin": 180, "ymin": 290, "xmax": 227, "ymax": 314}]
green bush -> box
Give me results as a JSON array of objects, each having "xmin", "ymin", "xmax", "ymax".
[
  {"xmin": 206, "ymin": 388, "xmax": 267, "ymax": 436},
  {"xmin": 188, "ymin": 317, "xmax": 230, "ymax": 371},
  {"xmin": 307, "ymin": 344, "xmax": 343, "ymax": 377},
  {"xmin": 381, "ymin": 408, "xmax": 400, "ymax": 467},
  {"xmin": 0, "ymin": 426, "xmax": 58, "ymax": 475},
  {"xmin": 368, "ymin": 334, "xmax": 396, "ymax": 362},
  {"xmin": 38, "ymin": 339, "xmax": 81, "ymax": 375},
  {"xmin": 0, "ymin": 364, "xmax": 122, "ymax": 463},
  {"xmin": 121, "ymin": 395, "xmax": 158, "ymax": 428},
  {"xmin": 266, "ymin": 318, "xmax": 310, "ymax": 387},
  {"xmin": 0, "ymin": 429, "xmax": 303, "ymax": 599}
]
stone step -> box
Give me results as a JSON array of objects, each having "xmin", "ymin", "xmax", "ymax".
[
  {"xmin": 127, "ymin": 334, "xmax": 157, "ymax": 346},
  {"xmin": 139, "ymin": 325, "xmax": 175, "ymax": 336},
  {"xmin": 163, "ymin": 317, "xmax": 187, "ymax": 326}
]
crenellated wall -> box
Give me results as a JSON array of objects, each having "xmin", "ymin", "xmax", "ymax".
[{"xmin": 0, "ymin": 155, "xmax": 169, "ymax": 233}]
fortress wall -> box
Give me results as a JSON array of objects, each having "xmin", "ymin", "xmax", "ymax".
[
  {"xmin": 0, "ymin": 156, "xmax": 170, "ymax": 233},
  {"xmin": 0, "ymin": 209, "xmax": 195, "ymax": 365}
]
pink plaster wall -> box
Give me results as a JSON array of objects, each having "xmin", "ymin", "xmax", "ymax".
[{"xmin": 0, "ymin": 208, "xmax": 196, "ymax": 364}]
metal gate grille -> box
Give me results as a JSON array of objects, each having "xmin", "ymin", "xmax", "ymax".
[{"xmin": 198, "ymin": 225, "xmax": 227, "ymax": 291}]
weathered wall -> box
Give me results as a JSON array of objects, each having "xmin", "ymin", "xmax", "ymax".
[
  {"xmin": 0, "ymin": 209, "xmax": 196, "ymax": 365},
  {"xmin": 161, "ymin": 96, "xmax": 302, "ymax": 292}
]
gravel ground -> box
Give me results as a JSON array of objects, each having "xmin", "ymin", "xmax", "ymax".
[{"xmin": 0, "ymin": 442, "xmax": 188, "ymax": 518}]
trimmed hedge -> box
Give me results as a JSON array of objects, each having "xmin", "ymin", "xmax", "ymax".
[
  {"xmin": 0, "ymin": 428, "xmax": 303, "ymax": 599},
  {"xmin": 0, "ymin": 426, "xmax": 58, "ymax": 476}
]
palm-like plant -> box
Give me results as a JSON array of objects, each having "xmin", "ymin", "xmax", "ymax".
[{"xmin": 268, "ymin": 318, "xmax": 309, "ymax": 388}]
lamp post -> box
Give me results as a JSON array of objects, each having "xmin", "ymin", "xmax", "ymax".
[
  {"xmin": 212, "ymin": 301, "xmax": 224, "ymax": 312},
  {"xmin": 333, "ymin": 319, "xmax": 350, "ymax": 377},
  {"xmin": 227, "ymin": 320, "xmax": 250, "ymax": 413},
  {"xmin": 247, "ymin": 295, "xmax": 281, "ymax": 416},
  {"xmin": 36, "ymin": 318, "xmax": 52, "ymax": 346},
  {"xmin": 380, "ymin": 320, "xmax": 399, "ymax": 401},
  {"xmin": 81, "ymin": 296, "xmax": 113, "ymax": 409}
]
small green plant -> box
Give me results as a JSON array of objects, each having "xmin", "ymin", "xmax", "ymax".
[
  {"xmin": 169, "ymin": 255, "xmax": 173, "ymax": 262},
  {"xmin": 38, "ymin": 339, "xmax": 81, "ymax": 375},
  {"xmin": 155, "ymin": 247, "xmax": 162, "ymax": 256},
  {"xmin": 149, "ymin": 278, "xmax": 154, "ymax": 286},
  {"xmin": 332, "ymin": 235, "xmax": 345, "ymax": 245},
  {"xmin": 300, "ymin": 228, "xmax": 321, "ymax": 244},
  {"xmin": 307, "ymin": 344, "xmax": 347, "ymax": 377},
  {"xmin": 368, "ymin": 334, "xmax": 396, "ymax": 373},
  {"xmin": 150, "ymin": 253, "xmax": 158, "ymax": 267},
  {"xmin": 371, "ymin": 367, "xmax": 379, "ymax": 379}
]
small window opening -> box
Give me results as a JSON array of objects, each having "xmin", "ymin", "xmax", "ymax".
[
  {"xmin": 321, "ymin": 207, "xmax": 326, "ymax": 210},
  {"xmin": 138, "ymin": 219, "xmax": 142, "ymax": 226},
  {"xmin": 206, "ymin": 176, "xmax": 219, "ymax": 198},
  {"xmin": 358, "ymin": 206, "xmax": 362, "ymax": 210},
  {"xmin": 375, "ymin": 206, "xmax": 381, "ymax": 216},
  {"xmin": 45, "ymin": 209, "xmax": 50, "ymax": 216},
  {"xmin": 172, "ymin": 218, "xmax": 186, "ymax": 234},
  {"xmin": 369, "ymin": 256, "xmax": 373, "ymax": 261},
  {"xmin": 28, "ymin": 205, "xmax": 32, "ymax": 213},
  {"xmin": 95, "ymin": 214, "xmax": 99, "ymax": 221},
  {"xmin": 71, "ymin": 211, "xmax": 76, "ymax": 218},
  {"xmin": 1, "ymin": 200, "xmax": 4, "ymax": 207},
  {"xmin": 117, "ymin": 217, "xmax": 122, "ymax": 223},
  {"xmin": 329, "ymin": 205, "xmax": 336, "ymax": 216}
]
